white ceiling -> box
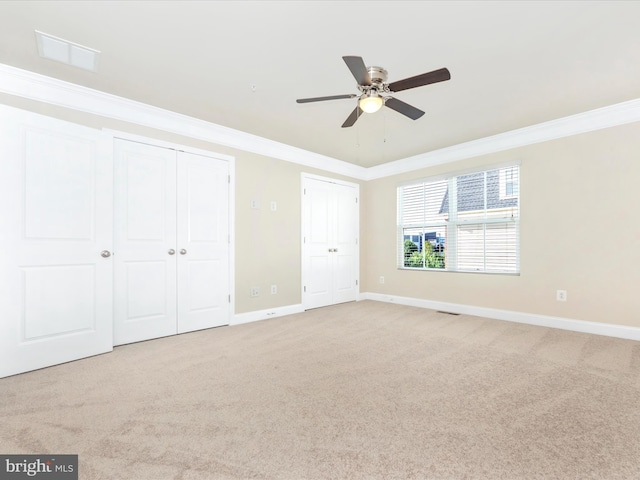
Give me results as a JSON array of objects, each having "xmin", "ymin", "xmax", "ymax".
[{"xmin": 1, "ymin": 1, "xmax": 640, "ymax": 168}]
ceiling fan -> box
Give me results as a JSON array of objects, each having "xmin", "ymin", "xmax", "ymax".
[{"xmin": 296, "ymin": 56, "xmax": 451, "ymax": 128}]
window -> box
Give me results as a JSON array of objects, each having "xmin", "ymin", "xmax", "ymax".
[{"xmin": 397, "ymin": 164, "xmax": 520, "ymax": 273}]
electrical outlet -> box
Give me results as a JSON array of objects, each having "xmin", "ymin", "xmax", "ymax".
[
  {"xmin": 379, "ymin": 276, "xmax": 385, "ymax": 284},
  {"xmin": 250, "ymin": 199, "xmax": 260, "ymax": 209},
  {"xmin": 556, "ymin": 290, "xmax": 567, "ymax": 302},
  {"xmin": 270, "ymin": 201, "xmax": 277, "ymax": 211},
  {"xmin": 250, "ymin": 287, "xmax": 260, "ymax": 297},
  {"xmin": 271, "ymin": 284, "xmax": 277, "ymax": 295}
]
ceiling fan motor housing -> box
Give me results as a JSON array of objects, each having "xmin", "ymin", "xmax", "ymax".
[{"xmin": 367, "ymin": 66, "xmax": 388, "ymax": 85}]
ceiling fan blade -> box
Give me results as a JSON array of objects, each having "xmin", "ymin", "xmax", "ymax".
[
  {"xmin": 343, "ymin": 56, "xmax": 371, "ymax": 86},
  {"xmin": 341, "ymin": 106, "xmax": 363, "ymax": 128},
  {"xmin": 388, "ymin": 67, "xmax": 451, "ymax": 92},
  {"xmin": 385, "ymin": 97, "xmax": 425, "ymax": 120},
  {"xmin": 296, "ymin": 94, "xmax": 357, "ymax": 104}
]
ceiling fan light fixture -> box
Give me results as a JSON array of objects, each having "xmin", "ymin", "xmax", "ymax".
[{"xmin": 359, "ymin": 92, "xmax": 384, "ymax": 113}]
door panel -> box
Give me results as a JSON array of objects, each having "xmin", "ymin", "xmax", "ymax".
[
  {"xmin": 0, "ymin": 105, "xmax": 113, "ymax": 378},
  {"xmin": 124, "ymin": 153, "xmax": 168, "ymax": 241},
  {"xmin": 114, "ymin": 140, "xmax": 177, "ymax": 345},
  {"xmin": 334, "ymin": 254, "xmax": 356, "ymax": 302},
  {"xmin": 304, "ymin": 181, "xmax": 333, "ymax": 309},
  {"xmin": 22, "ymin": 265, "xmax": 96, "ymax": 339},
  {"xmin": 334, "ymin": 184, "xmax": 358, "ymax": 304},
  {"xmin": 307, "ymin": 255, "xmax": 332, "ymax": 307},
  {"xmin": 308, "ymin": 186, "xmax": 330, "ymax": 244},
  {"xmin": 124, "ymin": 261, "xmax": 169, "ymax": 319},
  {"xmin": 24, "ymin": 129, "xmax": 95, "ymax": 240},
  {"xmin": 186, "ymin": 259, "xmax": 220, "ymax": 310},
  {"xmin": 176, "ymin": 151, "xmax": 229, "ymax": 333}
]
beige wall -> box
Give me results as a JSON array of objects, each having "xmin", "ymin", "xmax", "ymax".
[
  {"xmin": 233, "ymin": 153, "xmax": 361, "ymax": 313},
  {"xmin": 0, "ymin": 94, "xmax": 362, "ymax": 315},
  {"xmin": 3, "ymin": 92, "xmax": 639, "ymax": 326},
  {"xmin": 362, "ymin": 121, "xmax": 640, "ymax": 327}
]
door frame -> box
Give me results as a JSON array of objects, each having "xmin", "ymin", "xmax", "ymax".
[
  {"xmin": 106, "ymin": 130, "xmax": 236, "ymax": 326},
  {"xmin": 301, "ymin": 172, "xmax": 360, "ymax": 310}
]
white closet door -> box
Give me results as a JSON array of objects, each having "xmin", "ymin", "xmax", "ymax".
[
  {"xmin": 113, "ymin": 140, "xmax": 177, "ymax": 345},
  {"xmin": 176, "ymin": 151, "xmax": 230, "ymax": 333},
  {"xmin": 0, "ymin": 106, "xmax": 113, "ymax": 378},
  {"xmin": 333, "ymin": 184, "xmax": 359, "ymax": 304},
  {"xmin": 302, "ymin": 176, "xmax": 358, "ymax": 310},
  {"xmin": 304, "ymin": 179, "xmax": 334, "ymax": 309}
]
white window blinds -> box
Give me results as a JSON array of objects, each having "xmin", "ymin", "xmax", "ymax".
[{"xmin": 397, "ymin": 165, "xmax": 520, "ymax": 273}]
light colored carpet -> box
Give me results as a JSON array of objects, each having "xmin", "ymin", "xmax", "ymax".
[{"xmin": 2, "ymin": 300, "xmax": 640, "ymax": 479}]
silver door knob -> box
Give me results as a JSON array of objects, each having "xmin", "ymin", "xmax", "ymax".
[
  {"xmin": 100, "ymin": 250, "xmax": 111, "ymax": 258},
  {"xmin": 168, "ymin": 249, "xmax": 175, "ymax": 255},
  {"xmin": 180, "ymin": 249, "xmax": 187, "ymax": 255}
]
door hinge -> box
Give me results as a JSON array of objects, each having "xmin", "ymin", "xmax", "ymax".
[
  {"xmin": 355, "ymin": 197, "xmax": 358, "ymax": 203},
  {"xmin": 228, "ymin": 294, "xmax": 231, "ymax": 303},
  {"xmin": 228, "ymin": 175, "xmax": 231, "ymax": 184},
  {"xmin": 304, "ymin": 188, "xmax": 306, "ymax": 195},
  {"xmin": 356, "ymin": 279, "xmax": 358, "ymax": 286},
  {"xmin": 304, "ymin": 286, "xmax": 306, "ymax": 292}
]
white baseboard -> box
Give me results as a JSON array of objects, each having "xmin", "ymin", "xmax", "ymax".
[
  {"xmin": 232, "ymin": 304, "xmax": 304, "ymax": 326},
  {"xmin": 360, "ymin": 292, "xmax": 640, "ymax": 342}
]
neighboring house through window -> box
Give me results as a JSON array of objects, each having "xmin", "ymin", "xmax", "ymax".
[
  {"xmin": 500, "ymin": 166, "xmax": 518, "ymax": 199},
  {"xmin": 398, "ymin": 163, "xmax": 520, "ymax": 273}
]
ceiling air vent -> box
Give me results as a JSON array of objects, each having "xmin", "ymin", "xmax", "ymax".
[{"xmin": 35, "ymin": 30, "xmax": 100, "ymax": 72}]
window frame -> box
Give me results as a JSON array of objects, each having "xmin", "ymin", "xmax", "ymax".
[{"xmin": 397, "ymin": 161, "xmax": 521, "ymax": 275}]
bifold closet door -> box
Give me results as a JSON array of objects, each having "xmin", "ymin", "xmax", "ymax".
[
  {"xmin": 114, "ymin": 140, "xmax": 230, "ymax": 345},
  {"xmin": 304, "ymin": 179, "xmax": 334, "ymax": 308},
  {"xmin": 303, "ymin": 177, "xmax": 358, "ymax": 310},
  {"xmin": 332, "ymin": 183, "xmax": 359, "ymax": 304},
  {"xmin": 0, "ymin": 105, "xmax": 113, "ymax": 378},
  {"xmin": 114, "ymin": 140, "xmax": 178, "ymax": 345}
]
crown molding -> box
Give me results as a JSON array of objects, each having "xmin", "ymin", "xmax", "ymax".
[
  {"xmin": 0, "ymin": 64, "xmax": 368, "ymax": 180},
  {"xmin": 364, "ymin": 97, "xmax": 640, "ymax": 180},
  {"xmin": 1, "ymin": 63, "xmax": 639, "ymax": 182}
]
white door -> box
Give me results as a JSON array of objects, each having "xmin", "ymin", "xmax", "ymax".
[
  {"xmin": 333, "ymin": 184, "xmax": 359, "ymax": 304},
  {"xmin": 302, "ymin": 175, "xmax": 358, "ymax": 310},
  {"xmin": 176, "ymin": 151, "xmax": 230, "ymax": 333},
  {"xmin": 304, "ymin": 179, "xmax": 333, "ymax": 308},
  {"xmin": 0, "ymin": 105, "xmax": 113, "ymax": 378},
  {"xmin": 114, "ymin": 140, "xmax": 230, "ymax": 344},
  {"xmin": 113, "ymin": 140, "xmax": 177, "ymax": 345}
]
